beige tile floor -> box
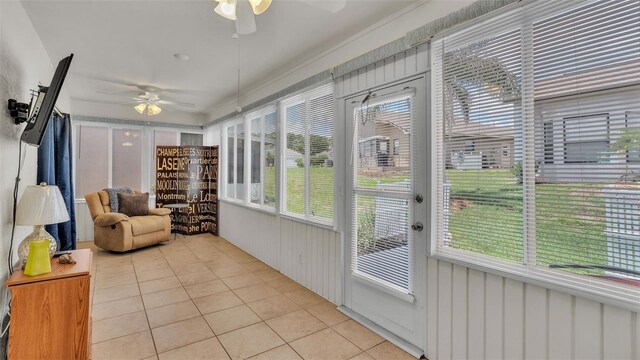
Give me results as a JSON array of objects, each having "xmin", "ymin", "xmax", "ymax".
[{"xmin": 80, "ymin": 234, "xmax": 415, "ymax": 360}]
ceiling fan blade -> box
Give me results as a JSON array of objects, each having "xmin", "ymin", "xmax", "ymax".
[
  {"xmin": 75, "ymin": 97, "xmax": 140, "ymax": 106},
  {"xmin": 96, "ymin": 90, "xmax": 140, "ymax": 97},
  {"xmin": 235, "ymin": 0, "xmax": 257, "ymax": 35},
  {"xmin": 158, "ymin": 99, "xmax": 196, "ymax": 108},
  {"xmin": 79, "ymin": 74, "xmax": 139, "ymax": 88},
  {"xmin": 298, "ymin": 0, "xmax": 345, "ymax": 13}
]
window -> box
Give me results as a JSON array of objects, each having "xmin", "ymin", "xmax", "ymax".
[
  {"xmin": 563, "ymin": 114, "xmax": 609, "ymax": 164},
  {"xmin": 75, "ymin": 125, "xmax": 109, "ymax": 197},
  {"xmin": 222, "ymin": 107, "xmax": 277, "ymax": 208},
  {"xmin": 281, "ymin": 83, "xmax": 334, "ymax": 223},
  {"xmin": 236, "ymin": 123, "xmax": 245, "ymax": 200},
  {"xmin": 250, "ymin": 116, "xmax": 262, "ymax": 204},
  {"xmin": 502, "ymin": 146, "xmax": 509, "ymax": 157},
  {"xmin": 180, "ymin": 132, "xmax": 203, "ymax": 146},
  {"xmin": 264, "ymin": 112, "xmax": 277, "ymax": 207},
  {"xmin": 543, "ymin": 121, "xmax": 554, "ymax": 164},
  {"xmin": 393, "ymin": 139, "xmax": 400, "ymax": 155},
  {"xmin": 624, "ymin": 112, "xmax": 640, "ymax": 163},
  {"xmin": 112, "ymin": 129, "xmax": 143, "ymax": 189},
  {"xmin": 224, "ymin": 121, "xmax": 244, "ymax": 200},
  {"xmin": 248, "ymin": 108, "xmax": 277, "ymax": 208},
  {"xmin": 433, "ymin": 0, "xmax": 640, "ymax": 304},
  {"xmin": 74, "ymin": 124, "xmax": 203, "ymax": 200}
]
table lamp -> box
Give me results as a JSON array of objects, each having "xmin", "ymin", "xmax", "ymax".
[{"xmin": 15, "ymin": 182, "xmax": 70, "ymax": 268}]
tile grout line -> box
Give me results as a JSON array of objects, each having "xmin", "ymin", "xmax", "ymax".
[
  {"xmin": 93, "ymin": 235, "xmax": 380, "ymax": 360},
  {"xmin": 161, "ymin": 236, "xmax": 233, "ymax": 360},
  {"xmin": 133, "ymin": 247, "xmax": 168, "ymax": 359}
]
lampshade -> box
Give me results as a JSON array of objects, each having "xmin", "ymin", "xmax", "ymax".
[
  {"xmin": 135, "ymin": 103, "xmax": 147, "ymax": 114},
  {"xmin": 147, "ymin": 104, "xmax": 162, "ymax": 115},
  {"xmin": 215, "ymin": 0, "xmax": 237, "ymax": 20},
  {"xmin": 248, "ymin": 0, "xmax": 271, "ymax": 14},
  {"xmin": 16, "ymin": 183, "xmax": 70, "ymax": 226}
]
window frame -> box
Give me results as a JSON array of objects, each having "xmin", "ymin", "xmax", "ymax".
[
  {"xmin": 280, "ymin": 84, "xmax": 335, "ymax": 227},
  {"xmin": 222, "ymin": 118, "xmax": 245, "ymax": 203},
  {"xmin": 562, "ymin": 113, "xmax": 610, "ymax": 164},
  {"xmin": 429, "ymin": 1, "xmax": 640, "ymax": 310},
  {"xmin": 393, "ymin": 138, "xmax": 400, "ymax": 156},
  {"xmin": 72, "ymin": 120, "xmax": 204, "ymax": 203},
  {"xmin": 220, "ymin": 106, "xmax": 278, "ymax": 212},
  {"xmin": 246, "ymin": 106, "xmax": 278, "ymax": 211}
]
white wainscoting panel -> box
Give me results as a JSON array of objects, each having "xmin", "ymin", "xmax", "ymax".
[
  {"xmin": 335, "ymin": 44, "xmax": 429, "ymax": 99},
  {"xmin": 425, "ymin": 257, "xmax": 639, "ymax": 360},
  {"xmin": 219, "ymin": 201, "xmax": 342, "ymax": 304}
]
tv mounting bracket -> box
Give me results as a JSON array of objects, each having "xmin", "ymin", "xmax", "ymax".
[{"xmin": 7, "ymin": 87, "xmax": 46, "ymax": 125}]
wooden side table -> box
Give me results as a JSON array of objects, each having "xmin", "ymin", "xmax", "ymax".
[{"xmin": 6, "ymin": 249, "xmax": 92, "ymax": 360}]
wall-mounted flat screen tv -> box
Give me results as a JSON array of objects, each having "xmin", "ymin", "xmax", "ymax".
[{"xmin": 21, "ymin": 54, "xmax": 73, "ymax": 147}]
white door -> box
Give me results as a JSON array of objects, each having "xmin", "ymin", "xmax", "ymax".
[{"xmin": 343, "ymin": 77, "xmax": 428, "ymax": 356}]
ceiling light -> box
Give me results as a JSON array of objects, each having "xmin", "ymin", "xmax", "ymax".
[
  {"xmin": 135, "ymin": 102, "xmax": 162, "ymax": 116},
  {"xmin": 215, "ymin": 0, "xmax": 237, "ymax": 20},
  {"xmin": 248, "ymin": 0, "xmax": 271, "ymax": 14},
  {"xmin": 147, "ymin": 104, "xmax": 162, "ymax": 116},
  {"xmin": 135, "ymin": 103, "xmax": 146, "ymax": 114}
]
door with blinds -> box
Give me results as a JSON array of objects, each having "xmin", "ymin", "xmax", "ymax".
[{"xmin": 343, "ymin": 78, "xmax": 427, "ymax": 354}]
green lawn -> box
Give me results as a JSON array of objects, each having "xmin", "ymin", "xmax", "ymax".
[
  {"xmin": 447, "ymin": 170, "xmax": 607, "ymax": 274},
  {"xmin": 266, "ymin": 167, "xmax": 335, "ymax": 219},
  {"xmin": 268, "ymin": 166, "xmax": 609, "ymax": 274}
]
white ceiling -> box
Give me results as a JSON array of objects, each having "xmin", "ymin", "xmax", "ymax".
[{"xmin": 22, "ymin": 0, "xmax": 418, "ymax": 122}]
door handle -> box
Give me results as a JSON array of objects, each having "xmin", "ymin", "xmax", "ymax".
[
  {"xmin": 415, "ymin": 194, "xmax": 423, "ymax": 203},
  {"xmin": 411, "ymin": 222, "xmax": 424, "ymax": 232}
]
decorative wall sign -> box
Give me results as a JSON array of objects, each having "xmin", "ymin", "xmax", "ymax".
[{"xmin": 155, "ymin": 146, "xmax": 219, "ymax": 236}]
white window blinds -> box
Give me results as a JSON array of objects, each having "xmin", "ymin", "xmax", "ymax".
[
  {"xmin": 224, "ymin": 120, "xmax": 244, "ymax": 201},
  {"xmin": 247, "ymin": 107, "xmax": 277, "ymax": 208},
  {"xmin": 281, "ymin": 83, "xmax": 335, "ymax": 224},
  {"xmin": 433, "ymin": 0, "xmax": 640, "ymax": 305}
]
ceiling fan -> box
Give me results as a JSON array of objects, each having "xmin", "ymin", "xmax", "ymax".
[
  {"xmin": 98, "ymin": 90, "xmax": 196, "ymax": 116},
  {"xmin": 214, "ymin": 0, "xmax": 347, "ymax": 35}
]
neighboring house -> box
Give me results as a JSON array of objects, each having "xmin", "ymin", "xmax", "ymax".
[
  {"xmin": 358, "ymin": 102, "xmax": 411, "ymax": 172},
  {"xmin": 446, "ymin": 61, "xmax": 640, "ymax": 182},
  {"xmin": 533, "ymin": 62, "xmax": 640, "ymax": 183},
  {"xmin": 285, "ymin": 148, "xmax": 303, "ymax": 168},
  {"xmin": 446, "ymin": 120, "xmax": 514, "ymax": 170}
]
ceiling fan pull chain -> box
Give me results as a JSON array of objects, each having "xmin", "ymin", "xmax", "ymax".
[{"xmin": 235, "ymin": 33, "xmax": 242, "ymax": 113}]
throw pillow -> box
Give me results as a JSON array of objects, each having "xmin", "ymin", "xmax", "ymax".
[
  {"xmin": 103, "ymin": 187, "xmax": 133, "ymax": 213},
  {"xmin": 117, "ymin": 192, "xmax": 150, "ymax": 217}
]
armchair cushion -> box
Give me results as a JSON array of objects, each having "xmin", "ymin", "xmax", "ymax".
[
  {"xmin": 118, "ymin": 192, "xmax": 150, "ymax": 217},
  {"xmin": 94, "ymin": 213, "xmax": 129, "ymax": 227},
  {"xmin": 103, "ymin": 187, "xmax": 133, "ymax": 213},
  {"xmin": 149, "ymin": 208, "xmax": 172, "ymax": 216}
]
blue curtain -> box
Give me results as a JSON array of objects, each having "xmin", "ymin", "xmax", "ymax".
[{"xmin": 37, "ymin": 113, "xmax": 76, "ymax": 251}]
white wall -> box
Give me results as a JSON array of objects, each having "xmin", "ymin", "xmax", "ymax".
[
  {"xmin": 219, "ymin": 201, "xmax": 343, "ymax": 305},
  {"xmin": 0, "ymin": 0, "xmax": 72, "ymax": 313},
  {"xmin": 426, "ymin": 259, "xmax": 640, "ymax": 360}
]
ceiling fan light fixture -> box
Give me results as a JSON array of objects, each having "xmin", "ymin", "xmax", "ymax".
[
  {"xmin": 248, "ymin": 0, "xmax": 271, "ymax": 14},
  {"xmin": 214, "ymin": 0, "xmax": 237, "ymax": 20},
  {"xmin": 134, "ymin": 103, "xmax": 147, "ymax": 114},
  {"xmin": 148, "ymin": 104, "xmax": 162, "ymax": 115}
]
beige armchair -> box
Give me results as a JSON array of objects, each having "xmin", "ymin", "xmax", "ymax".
[{"xmin": 85, "ymin": 191, "xmax": 172, "ymax": 252}]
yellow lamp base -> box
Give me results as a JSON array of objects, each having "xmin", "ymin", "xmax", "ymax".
[
  {"xmin": 24, "ymin": 239, "xmax": 52, "ymax": 276},
  {"xmin": 17, "ymin": 225, "xmax": 57, "ymax": 268}
]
